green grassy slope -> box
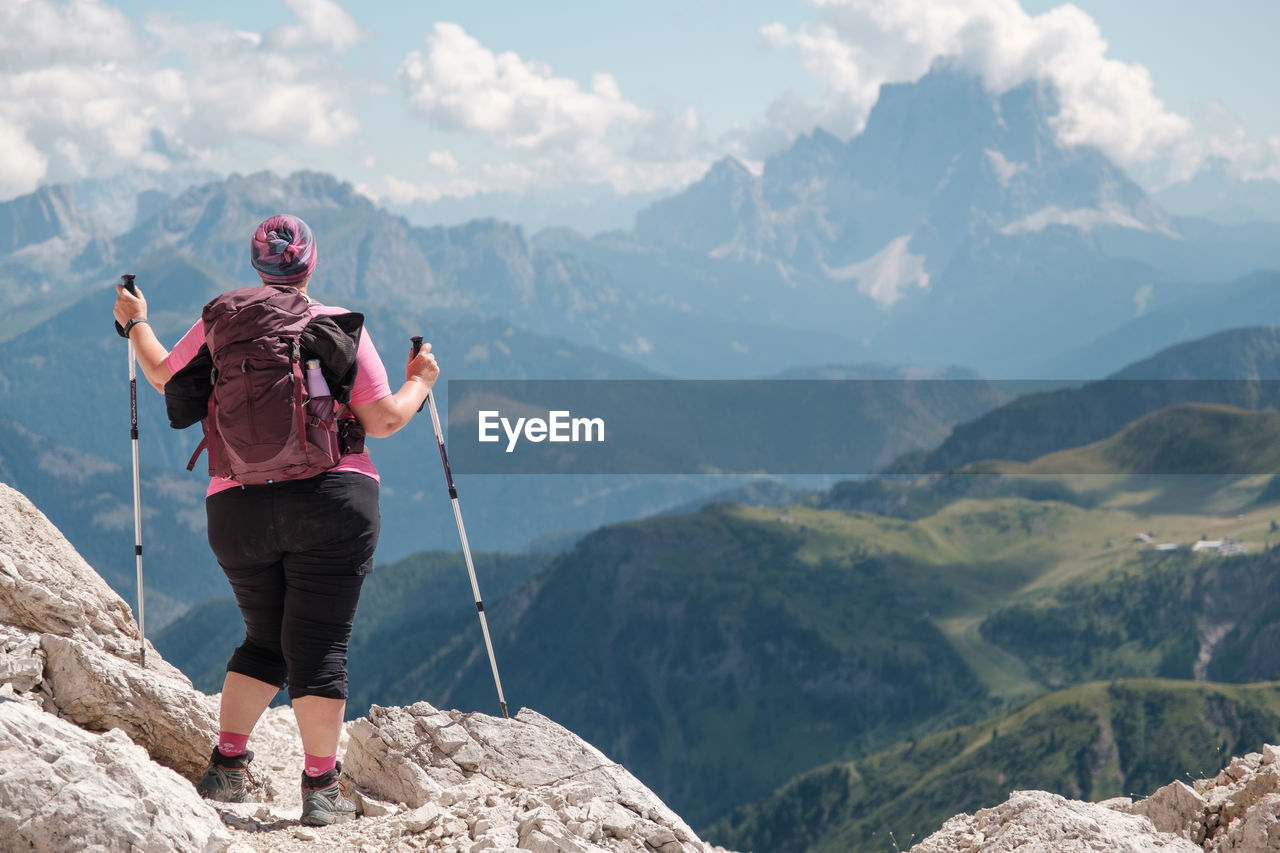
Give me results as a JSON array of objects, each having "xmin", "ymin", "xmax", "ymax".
[{"xmin": 981, "ymin": 543, "xmax": 1280, "ymax": 688}]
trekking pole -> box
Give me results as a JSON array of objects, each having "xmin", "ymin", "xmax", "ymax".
[
  {"xmin": 116, "ymin": 274, "xmax": 146, "ymax": 668},
  {"xmin": 412, "ymin": 336, "xmax": 508, "ymax": 718}
]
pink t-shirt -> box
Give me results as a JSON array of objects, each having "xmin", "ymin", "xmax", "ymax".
[{"xmin": 165, "ymin": 302, "xmax": 394, "ymax": 497}]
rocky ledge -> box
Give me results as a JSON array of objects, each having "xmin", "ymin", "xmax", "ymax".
[{"xmin": 913, "ymin": 746, "xmax": 1280, "ymax": 853}]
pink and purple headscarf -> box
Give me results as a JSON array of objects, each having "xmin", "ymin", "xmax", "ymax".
[{"xmin": 250, "ymin": 215, "xmax": 317, "ymax": 284}]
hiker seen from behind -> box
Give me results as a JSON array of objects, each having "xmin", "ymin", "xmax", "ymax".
[{"xmin": 110, "ymin": 214, "xmax": 440, "ymax": 827}]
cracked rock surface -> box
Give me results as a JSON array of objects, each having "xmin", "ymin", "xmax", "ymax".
[
  {"xmin": 0, "ymin": 697, "xmax": 230, "ymax": 853},
  {"xmin": 340, "ymin": 701, "xmax": 713, "ymax": 853}
]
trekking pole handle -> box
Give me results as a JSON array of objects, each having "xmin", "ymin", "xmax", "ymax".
[
  {"xmin": 410, "ymin": 336, "xmax": 426, "ymax": 413},
  {"xmin": 115, "ymin": 274, "xmax": 139, "ymax": 338}
]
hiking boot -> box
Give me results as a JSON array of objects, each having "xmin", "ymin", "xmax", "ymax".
[
  {"xmin": 300, "ymin": 762, "xmax": 357, "ymax": 826},
  {"xmin": 196, "ymin": 747, "xmax": 255, "ymax": 803}
]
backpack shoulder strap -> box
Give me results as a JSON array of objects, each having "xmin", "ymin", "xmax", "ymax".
[{"xmin": 186, "ymin": 390, "xmax": 219, "ymax": 474}]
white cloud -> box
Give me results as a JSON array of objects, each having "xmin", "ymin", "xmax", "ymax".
[
  {"xmin": 367, "ymin": 174, "xmax": 483, "ymax": 206},
  {"xmin": 0, "ymin": 0, "xmax": 364, "ymax": 201},
  {"xmin": 396, "ymin": 23, "xmax": 708, "ymax": 194},
  {"xmin": 721, "ymin": 90, "xmax": 822, "ymax": 165},
  {"xmin": 0, "ymin": 115, "xmax": 48, "ymax": 198},
  {"xmin": 1174, "ymin": 102, "xmax": 1280, "ymax": 185},
  {"xmin": 427, "ymin": 150, "xmax": 460, "ymax": 172},
  {"xmin": 399, "ymin": 23, "xmax": 649, "ymax": 149},
  {"xmin": 266, "ymin": 0, "xmax": 362, "ymax": 52},
  {"xmin": 0, "ymin": 0, "xmax": 138, "ymax": 70},
  {"xmin": 144, "ymin": 16, "xmax": 360, "ymax": 148},
  {"xmin": 762, "ymin": 0, "xmax": 1191, "ymax": 167}
]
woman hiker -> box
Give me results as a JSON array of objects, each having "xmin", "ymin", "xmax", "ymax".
[{"xmin": 111, "ymin": 214, "xmax": 440, "ymax": 826}]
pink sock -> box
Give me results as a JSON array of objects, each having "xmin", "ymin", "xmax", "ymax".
[
  {"xmin": 304, "ymin": 753, "xmax": 337, "ymax": 777},
  {"xmin": 217, "ymin": 731, "xmax": 249, "ymax": 758}
]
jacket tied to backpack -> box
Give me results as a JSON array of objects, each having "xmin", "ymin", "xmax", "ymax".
[{"xmin": 165, "ymin": 285, "xmax": 365, "ymax": 485}]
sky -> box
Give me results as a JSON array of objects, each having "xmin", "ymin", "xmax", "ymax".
[{"xmin": 3, "ymin": 0, "xmax": 1278, "ymax": 210}]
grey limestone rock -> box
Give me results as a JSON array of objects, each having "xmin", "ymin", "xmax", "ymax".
[{"xmin": 0, "ymin": 698, "xmax": 230, "ymax": 853}]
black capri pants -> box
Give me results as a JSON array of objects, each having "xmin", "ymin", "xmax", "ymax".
[{"xmin": 206, "ymin": 471, "xmax": 380, "ymax": 700}]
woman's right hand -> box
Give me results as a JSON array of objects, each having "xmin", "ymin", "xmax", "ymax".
[
  {"xmin": 407, "ymin": 341, "xmax": 440, "ymax": 392},
  {"xmin": 113, "ymin": 283, "xmax": 147, "ymax": 328}
]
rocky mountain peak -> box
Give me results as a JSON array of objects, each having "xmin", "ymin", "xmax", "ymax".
[
  {"xmin": 635, "ymin": 65, "xmax": 1166, "ymax": 273},
  {"xmin": 196, "ymin": 169, "xmax": 373, "ymax": 214},
  {"xmin": 703, "ymin": 156, "xmax": 755, "ymax": 185},
  {"xmin": 632, "ymin": 157, "xmax": 769, "ymax": 256},
  {"xmin": 0, "ymin": 182, "xmax": 105, "ymax": 260}
]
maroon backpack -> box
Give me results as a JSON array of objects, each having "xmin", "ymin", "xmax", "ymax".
[{"xmin": 187, "ymin": 285, "xmax": 341, "ymax": 484}]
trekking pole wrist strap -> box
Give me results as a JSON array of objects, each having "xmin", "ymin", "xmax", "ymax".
[{"xmin": 120, "ymin": 317, "xmax": 150, "ymax": 339}]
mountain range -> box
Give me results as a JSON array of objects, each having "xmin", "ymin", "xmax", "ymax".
[
  {"xmin": 5, "ymin": 67, "xmax": 1280, "ymax": 382},
  {"xmin": 0, "ymin": 236, "xmax": 1008, "ymax": 617}
]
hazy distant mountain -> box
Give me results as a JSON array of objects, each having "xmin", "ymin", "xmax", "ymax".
[
  {"xmin": 640, "ymin": 69, "xmax": 1167, "ymax": 267},
  {"xmin": 1109, "ymin": 325, "xmax": 1280, "ymax": 381},
  {"xmin": 622, "ymin": 67, "xmax": 1280, "ymax": 375},
  {"xmin": 886, "ymin": 326, "xmax": 1280, "ymax": 473},
  {"xmin": 71, "ymin": 164, "xmax": 220, "ymax": 235},
  {"xmin": 101, "ymin": 169, "xmax": 641, "ymax": 331},
  {"xmin": 1035, "ymin": 271, "xmax": 1280, "ymax": 378},
  {"xmin": 388, "ymin": 183, "xmax": 665, "ymax": 235},
  {"xmin": 0, "ymin": 184, "xmax": 101, "ymax": 256},
  {"xmin": 1155, "ymin": 158, "xmax": 1280, "ymax": 225},
  {"xmin": 91, "ymin": 170, "xmax": 846, "ymax": 376},
  {"xmin": 0, "ymin": 184, "xmax": 112, "ymax": 307}
]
